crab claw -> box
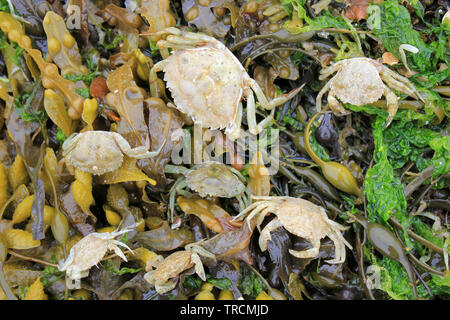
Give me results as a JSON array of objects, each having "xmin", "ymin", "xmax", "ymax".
[
  {"xmin": 140, "ymin": 27, "xmax": 181, "ymax": 37},
  {"xmin": 262, "ymin": 83, "xmax": 305, "ymax": 111}
]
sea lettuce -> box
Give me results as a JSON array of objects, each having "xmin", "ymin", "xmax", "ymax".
[
  {"xmin": 363, "ymin": 115, "xmax": 413, "ymax": 249},
  {"xmin": 368, "ymin": 0, "xmax": 449, "ymax": 72}
]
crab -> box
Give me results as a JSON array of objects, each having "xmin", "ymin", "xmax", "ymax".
[
  {"xmin": 233, "ymin": 196, "xmax": 352, "ymax": 264},
  {"xmin": 145, "ymin": 27, "xmax": 303, "ymax": 140},
  {"xmin": 166, "ymin": 161, "xmax": 251, "ymax": 222},
  {"xmin": 62, "ymin": 131, "xmax": 164, "ymax": 175},
  {"xmin": 144, "ymin": 243, "xmax": 215, "ymax": 294},
  {"xmin": 316, "ymin": 57, "xmax": 423, "ymax": 127},
  {"xmin": 58, "ymin": 227, "xmax": 133, "ymax": 288}
]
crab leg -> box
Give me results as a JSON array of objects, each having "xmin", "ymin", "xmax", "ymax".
[
  {"xmin": 255, "ymin": 206, "xmax": 278, "ymax": 232},
  {"xmin": 156, "ymin": 41, "xmax": 197, "ymax": 51},
  {"xmin": 327, "ymin": 219, "xmax": 351, "ymax": 233},
  {"xmin": 117, "ymin": 135, "xmax": 167, "ymax": 159},
  {"xmin": 327, "ymin": 90, "xmax": 351, "ymax": 116},
  {"xmin": 233, "ymin": 198, "xmax": 265, "ymax": 220},
  {"xmin": 259, "ymin": 219, "xmax": 282, "ymax": 251},
  {"xmin": 315, "ymin": 78, "xmax": 332, "ymax": 113},
  {"xmin": 168, "ymin": 177, "xmax": 188, "ymax": 222},
  {"xmin": 61, "ymin": 133, "xmax": 79, "ymax": 158},
  {"xmin": 161, "ymin": 35, "xmax": 219, "ymax": 49},
  {"xmin": 232, "ymin": 202, "xmax": 267, "ymax": 231},
  {"xmin": 380, "ymin": 73, "xmax": 420, "ymax": 101},
  {"xmin": 228, "ymin": 164, "xmax": 248, "ymax": 184},
  {"xmin": 321, "ymin": 212, "xmax": 353, "ymax": 250},
  {"xmin": 156, "ymin": 30, "xmax": 224, "ymax": 51},
  {"xmin": 248, "ymin": 78, "xmax": 303, "ymax": 111},
  {"xmin": 264, "ymin": 86, "xmax": 304, "ymax": 110},
  {"xmin": 149, "ymin": 60, "xmax": 169, "ymax": 98},
  {"xmin": 174, "ymin": 31, "xmax": 219, "ymax": 43},
  {"xmin": 249, "ymin": 90, "xmax": 275, "ymax": 135},
  {"xmin": 381, "ymin": 67, "xmax": 424, "ymax": 102},
  {"xmin": 237, "ymin": 194, "xmax": 246, "ymax": 213},
  {"xmin": 382, "ymin": 79, "xmax": 416, "ymax": 100},
  {"xmin": 225, "ymin": 101, "xmax": 243, "ymax": 140},
  {"xmin": 155, "ymin": 278, "xmax": 178, "ymax": 295},
  {"xmin": 120, "ymin": 145, "xmax": 160, "ymax": 159},
  {"xmin": 227, "ymin": 172, "xmax": 253, "ymax": 210},
  {"xmin": 289, "ymin": 238, "xmax": 321, "ymax": 259},
  {"xmin": 186, "ymin": 243, "xmax": 217, "ymax": 260},
  {"xmin": 318, "ymin": 61, "xmax": 344, "ymax": 81},
  {"xmin": 324, "ymin": 230, "xmax": 344, "ymax": 264},
  {"xmin": 383, "ymin": 85, "xmax": 399, "ymax": 127},
  {"xmin": 191, "ymin": 253, "xmax": 206, "ymax": 281},
  {"xmin": 142, "ymin": 26, "xmax": 182, "ymax": 38},
  {"xmin": 108, "ymin": 240, "xmax": 132, "ymax": 262},
  {"xmin": 246, "ymin": 89, "xmax": 258, "ymax": 135},
  {"xmin": 324, "ymin": 229, "xmax": 350, "ymax": 264},
  {"xmin": 328, "ymin": 224, "xmax": 353, "ymax": 250},
  {"xmin": 243, "ymin": 88, "xmax": 274, "ymax": 136},
  {"xmin": 245, "ymin": 203, "xmax": 271, "ymax": 229},
  {"xmin": 143, "ymin": 27, "xmax": 220, "ymax": 47},
  {"xmin": 236, "ymin": 187, "xmax": 252, "ymax": 212},
  {"xmin": 252, "ymin": 196, "xmax": 288, "ymax": 201},
  {"xmin": 243, "ymin": 187, "xmax": 253, "ymax": 210}
]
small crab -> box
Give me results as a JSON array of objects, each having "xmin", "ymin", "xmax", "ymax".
[
  {"xmin": 316, "ymin": 57, "xmax": 423, "ymax": 126},
  {"xmin": 62, "ymin": 131, "xmax": 164, "ymax": 175},
  {"xmin": 166, "ymin": 161, "xmax": 251, "ymax": 221},
  {"xmin": 58, "ymin": 227, "xmax": 133, "ymax": 286},
  {"xmin": 144, "ymin": 243, "xmax": 215, "ymax": 294},
  {"xmin": 145, "ymin": 27, "xmax": 303, "ymax": 140},
  {"xmin": 233, "ymin": 196, "xmax": 352, "ymax": 264}
]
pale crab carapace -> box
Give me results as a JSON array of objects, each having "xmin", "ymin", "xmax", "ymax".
[
  {"xmin": 316, "ymin": 57, "xmax": 423, "ymax": 127},
  {"xmin": 62, "ymin": 131, "xmax": 165, "ymax": 175},
  {"xmin": 142, "ymin": 27, "xmax": 304, "ymax": 140},
  {"xmin": 233, "ymin": 196, "xmax": 353, "ymax": 264}
]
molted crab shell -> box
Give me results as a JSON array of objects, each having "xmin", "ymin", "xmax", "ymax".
[
  {"xmin": 150, "ymin": 250, "xmax": 193, "ymax": 285},
  {"xmin": 149, "ymin": 28, "xmax": 303, "ymax": 140},
  {"xmin": 275, "ymin": 198, "xmax": 330, "ymax": 241},
  {"xmin": 186, "ymin": 161, "xmax": 245, "ymax": 198},
  {"xmin": 58, "ymin": 230, "xmax": 131, "ymax": 280},
  {"xmin": 60, "ymin": 235, "xmax": 110, "ymax": 279},
  {"xmin": 330, "ymin": 57, "xmax": 385, "ymax": 106},
  {"xmin": 163, "ymin": 47, "xmax": 245, "ymax": 130},
  {"xmin": 63, "ymin": 131, "xmax": 124, "ymax": 175}
]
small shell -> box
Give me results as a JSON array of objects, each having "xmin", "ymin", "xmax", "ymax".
[
  {"xmin": 275, "ymin": 198, "xmax": 330, "ymax": 241},
  {"xmin": 186, "ymin": 161, "xmax": 245, "ymax": 198}
]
